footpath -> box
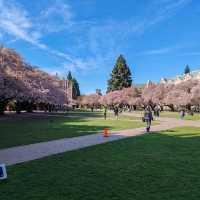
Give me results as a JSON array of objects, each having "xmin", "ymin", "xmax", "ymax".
[{"xmin": 0, "ymin": 117, "xmax": 200, "ymax": 166}]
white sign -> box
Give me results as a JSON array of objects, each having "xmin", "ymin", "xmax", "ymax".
[{"xmin": 0, "ymin": 164, "xmax": 7, "ymax": 180}]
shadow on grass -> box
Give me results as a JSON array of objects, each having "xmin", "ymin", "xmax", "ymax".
[
  {"xmin": 0, "ymin": 112, "xmax": 112, "ymax": 149},
  {"xmin": 163, "ymin": 129, "xmax": 176, "ymax": 132},
  {"xmin": 0, "ymin": 111, "xmax": 104, "ymax": 122},
  {"xmin": 1, "ymin": 127, "xmax": 200, "ymax": 200},
  {"xmin": 0, "ymin": 110, "xmax": 144, "ymax": 149},
  {"xmin": 45, "ymin": 111, "xmax": 103, "ymax": 119},
  {"xmin": 0, "ymin": 119, "xmax": 111, "ymax": 149}
]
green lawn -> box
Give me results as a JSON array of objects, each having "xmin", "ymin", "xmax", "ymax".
[
  {"xmin": 0, "ymin": 112, "xmax": 143, "ymax": 149},
  {"xmin": 1, "ymin": 126, "xmax": 200, "ymax": 200},
  {"xmin": 160, "ymin": 111, "xmax": 200, "ymax": 120}
]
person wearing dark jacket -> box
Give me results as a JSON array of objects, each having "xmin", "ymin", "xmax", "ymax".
[
  {"xmin": 103, "ymin": 106, "xmax": 107, "ymax": 120},
  {"xmin": 113, "ymin": 106, "xmax": 119, "ymax": 119},
  {"xmin": 143, "ymin": 106, "xmax": 153, "ymax": 132}
]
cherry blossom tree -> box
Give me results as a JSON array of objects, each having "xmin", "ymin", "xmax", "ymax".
[
  {"xmin": 103, "ymin": 90, "xmax": 123, "ymax": 106},
  {"xmin": 191, "ymin": 85, "xmax": 200, "ymax": 106},
  {"xmin": 121, "ymin": 86, "xmax": 143, "ymax": 109},
  {"xmin": 163, "ymin": 80, "xmax": 199, "ymax": 110},
  {"xmin": 142, "ymin": 82, "xmax": 157, "ymax": 106},
  {"xmin": 78, "ymin": 93, "xmax": 101, "ymax": 110},
  {"xmin": 0, "ymin": 46, "xmax": 66, "ymax": 114}
]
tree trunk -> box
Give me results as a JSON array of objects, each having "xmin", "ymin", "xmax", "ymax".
[
  {"xmin": 26, "ymin": 102, "xmax": 34, "ymax": 113},
  {"xmin": 0, "ymin": 100, "xmax": 7, "ymax": 115},
  {"xmin": 168, "ymin": 104, "xmax": 174, "ymax": 112},
  {"xmin": 186, "ymin": 104, "xmax": 191, "ymax": 111},
  {"xmin": 15, "ymin": 101, "xmax": 22, "ymax": 114}
]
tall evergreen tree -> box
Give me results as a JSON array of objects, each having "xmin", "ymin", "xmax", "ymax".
[
  {"xmin": 66, "ymin": 71, "xmax": 80, "ymax": 99},
  {"xmin": 96, "ymin": 89, "xmax": 102, "ymax": 96},
  {"xmin": 72, "ymin": 78, "xmax": 80, "ymax": 99},
  {"xmin": 67, "ymin": 71, "xmax": 73, "ymax": 81},
  {"xmin": 107, "ymin": 55, "xmax": 132, "ymax": 92},
  {"xmin": 184, "ymin": 65, "xmax": 190, "ymax": 74}
]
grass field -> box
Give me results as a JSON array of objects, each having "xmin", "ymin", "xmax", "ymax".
[
  {"xmin": 1, "ymin": 126, "xmax": 200, "ymax": 200},
  {"xmin": 127, "ymin": 110, "xmax": 200, "ymax": 120},
  {"xmin": 0, "ymin": 112, "xmax": 144, "ymax": 149},
  {"xmin": 160, "ymin": 111, "xmax": 200, "ymax": 120}
]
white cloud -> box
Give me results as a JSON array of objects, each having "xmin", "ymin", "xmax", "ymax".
[
  {"xmin": 0, "ymin": 0, "xmax": 91, "ymax": 71},
  {"xmin": 80, "ymin": 0, "xmax": 192, "ymax": 62},
  {"xmin": 39, "ymin": 0, "xmax": 73, "ymax": 32},
  {"xmin": 138, "ymin": 43, "xmax": 193, "ymax": 56},
  {"xmin": 41, "ymin": 0, "xmax": 72, "ymax": 22},
  {"xmin": 139, "ymin": 46, "xmax": 181, "ymax": 55},
  {"xmin": 140, "ymin": 47, "xmax": 174, "ymax": 55},
  {"xmin": 0, "ymin": 0, "xmax": 72, "ymax": 47},
  {"xmin": 0, "ymin": 0, "xmax": 192, "ymax": 73},
  {"xmin": 60, "ymin": 0, "xmax": 192, "ymax": 71},
  {"xmin": 149, "ymin": 0, "xmax": 191, "ymax": 25},
  {"xmin": 0, "ymin": 0, "xmax": 42, "ymax": 47}
]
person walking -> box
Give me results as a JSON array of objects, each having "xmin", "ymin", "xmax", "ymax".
[
  {"xmin": 114, "ymin": 106, "xmax": 119, "ymax": 119},
  {"xmin": 157, "ymin": 105, "xmax": 161, "ymax": 117},
  {"xmin": 154, "ymin": 105, "xmax": 161, "ymax": 117},
  {"xmin": 103, "ymin": 106, "xmax": 107, "ymax": 120},
  {"xmin": 180, "ymin": 109, "xmax": 185, "ymax": 119},
  {"xmin": 143, "ymin": 106, "xmax": 153, "ymax": 132}
]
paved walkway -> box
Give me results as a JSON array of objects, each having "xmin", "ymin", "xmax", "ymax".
[{"xmin": 0, "ymin": 117, "xmax": 200, "ymax": 166}]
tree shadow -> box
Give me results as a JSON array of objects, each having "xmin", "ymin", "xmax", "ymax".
[
  {"xmin": 0, "ymin": 117, "xmax": 112, "ymax": 149},
  {"xmin": 0, "ymin": 111, "xmax": 104, "ymax": 122},
  {"xmin": 1, "ymin": 127, "xmax": 200, "ymax": 200}
]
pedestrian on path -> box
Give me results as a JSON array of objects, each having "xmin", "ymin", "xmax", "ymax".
[
  {"xmin": 103, "ymin": 106, "xmax": 107, "ymax": 120},
  {"xmin": 1, "ymin": 117, "xmax": 200, "ymax": 166},
  {"xmin": 154, "ymin": 105, "xmax": 161, "ymax": 117},
  {"xmin": 113, "ymin": 106, "xmax": 119, "ymax": 119},
  {"xmin": 180, "ymin": 109, "xmax": 185, "ymax": 119},
  {"xmin": 143, "ymin": 106, "xmax": 153, "ymax": 132}
]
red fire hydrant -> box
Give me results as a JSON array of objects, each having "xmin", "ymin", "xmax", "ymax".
[{"xmin": 103, "ymin": 128, "xmax": 109, "ymax": 137}]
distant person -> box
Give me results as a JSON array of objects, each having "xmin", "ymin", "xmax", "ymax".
[
  {"xmin": 180, "ymin": 109, "xmax": 185, "ymax": 119},
  {"xmin": 114, "ymin": 106, "xmax": 119, "ymax": 119},
  {"xmin": 154, "ymin": 105, "xmax": 161, "ymax": 117},
  {"xmin": 189, "ymin": 110, "xmax": 194, "ymax": 116},
  {"xmin": 91, "ymin": 106, "xmax": 94, "ymax": 112},
  {"xmin": 143, "ymin": 106, "xmax": 153, "ymax": 132},
  {"xmin": 103, "ymin": 106, "xmax": 107, "ymax": 120}
]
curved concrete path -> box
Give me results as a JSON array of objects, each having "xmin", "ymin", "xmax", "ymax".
[{"xmin": 0, "ymin": 117, "xmax": 200, "ymax": 166}]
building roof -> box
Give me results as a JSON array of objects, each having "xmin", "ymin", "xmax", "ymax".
[{"xmin": 161, "ymin": 69, "xmax": 200, "ymax": 83}]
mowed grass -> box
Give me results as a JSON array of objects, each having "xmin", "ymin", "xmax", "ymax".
[
  {"xmin": 160, "ymin": 111, "xmax": 200, "ymax": 120},
  {"xmin": 0, "ymin": 112, "xmax": 143, "ymax": 149},
  {"xmin": 124, "ymin": 110, "xmax": 200, "ymax": 120},
  {"xmin": 1, "ymin": 127, "xmax": 200, "ymax": 200}
]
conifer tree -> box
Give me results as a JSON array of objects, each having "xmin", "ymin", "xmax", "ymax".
[
  {"xmin": 184, "ymin": 65, "xmax": 190, "ymax": 74},
  {"xmin": 67, "ymin": 71, "xmax": 73, "ymax": 81},
  {"xmin": 107, "ymin": 55, "xmax": 132, "ymax": 92},
  {"xmin": 72, "ymin": 78, "xmax": 80, "ymax": 99},
  {"xmin": 66, "ymin": 71, "xmax": 80, "ymax": 99}
]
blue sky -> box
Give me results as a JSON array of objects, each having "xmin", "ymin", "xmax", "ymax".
[{"xmin": 0, "ymin": 0, "xmax": 200, "ymax": 94}]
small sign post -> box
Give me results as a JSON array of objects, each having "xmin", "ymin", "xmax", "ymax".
[{"xmin": 0, "ymin": 164, "xmax": 7, "ymax": 180}]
